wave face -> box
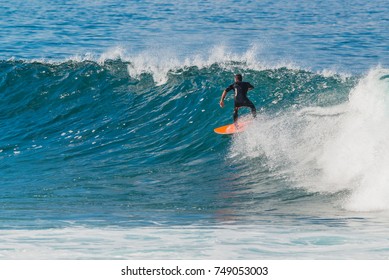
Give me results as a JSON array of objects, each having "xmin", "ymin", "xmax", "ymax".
[
  {"xmin": 2, "ymin": 56, "xmax": 389, "ymax": 230},
  {"xmin": 1, "ymin": 0, "xmax": 389, "ymax": 260}
]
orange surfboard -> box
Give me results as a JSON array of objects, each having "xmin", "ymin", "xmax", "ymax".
[{"xmin": 214, "ymin": 120, "xmax": 252, "ymax": 135}]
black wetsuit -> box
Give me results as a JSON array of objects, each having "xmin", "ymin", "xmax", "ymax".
[{"xmin": 225, "ymin": 81, "xmax": 256, "ymax": 122}]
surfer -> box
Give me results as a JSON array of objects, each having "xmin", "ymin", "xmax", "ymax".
[{"xmin": 219, "ymin": 74, "xmax": 256, "ymax": 123}]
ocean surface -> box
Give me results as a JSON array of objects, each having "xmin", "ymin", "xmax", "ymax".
[{"xmin": 1, "ymin": 0, "xmax": 389, "ymax": 259}]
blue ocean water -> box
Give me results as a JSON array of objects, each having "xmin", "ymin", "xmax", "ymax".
[{"xmin": 1, "ymin": 0, "xmax": 389, "ymax": 259}]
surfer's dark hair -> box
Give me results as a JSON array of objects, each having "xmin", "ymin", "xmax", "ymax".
[{"xmin": 235, "ymin": 74, "xmax": 242, "ymax": 81}]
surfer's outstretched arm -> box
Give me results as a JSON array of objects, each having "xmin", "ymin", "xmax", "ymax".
[{"xmin": 219, "ymin": 90, "xmax": 227, "ymax": 108}]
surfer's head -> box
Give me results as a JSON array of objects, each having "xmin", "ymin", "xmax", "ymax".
[{"xmin": 235, "ymin": 74, "xmax": 243, "ymax": 82}]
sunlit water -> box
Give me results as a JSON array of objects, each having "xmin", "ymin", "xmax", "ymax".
[{"xmin": 1, "ymin": 0, "xmax": 389, "ymax": 259}]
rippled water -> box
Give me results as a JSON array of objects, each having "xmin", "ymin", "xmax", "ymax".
[{"xmin": 1, "ymin": 0, "xmax": 389, "ymax": 259}]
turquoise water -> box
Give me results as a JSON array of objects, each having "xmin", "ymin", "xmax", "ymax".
[{"xmin": 1, "ymin": 0, "xmax": 389, "ymax": 259}]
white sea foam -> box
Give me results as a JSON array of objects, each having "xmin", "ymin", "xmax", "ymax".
[
  {"xmin": 231, "ymin": 67, "xmax": 389, "ymax": 212},
  {"xmin": 322, "ymin": 68, "xmax": 389, "ymax": 211},
  {"xmin": 100, "ymin": 44, "xmax": 356, "ymax": 85},
  {"xmin": 1, "ymin": 224, "xmax": 387, "ymax": 259},
  {"xmin": 11, "ymin": 45, "xmax": 352, "ymax": 86},
  {"xmin": 97, "ymin": 44, "xmax": 304, "ymax": 85}
]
